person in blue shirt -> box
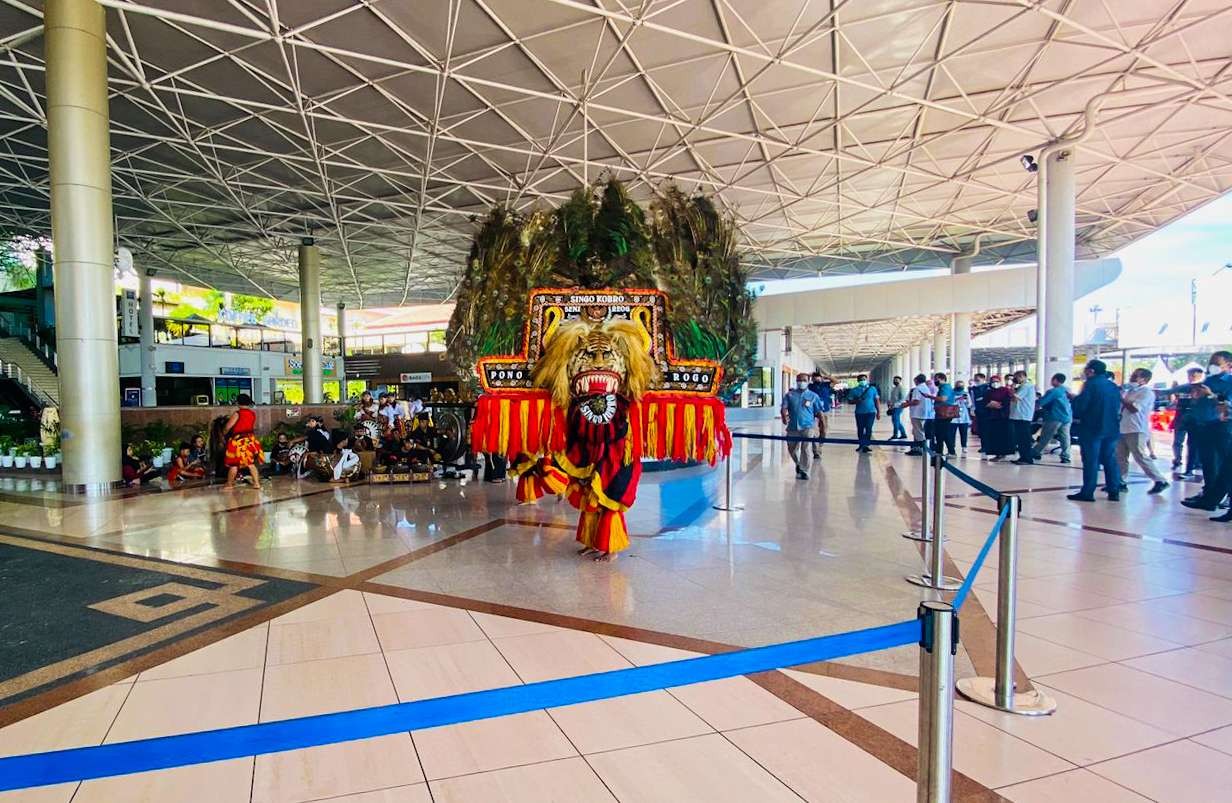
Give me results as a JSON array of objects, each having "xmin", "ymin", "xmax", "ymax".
[
  {"xmin": 1032, "ymin": 373, "xmax": 1073, "ymax": 463},
  {"xmin": 931, "ymin": 372, "xmax": 957, "ymax": 456},
  {"xmin": 807, "ymin": 371, "xmax": 835, "ymax": 459},
  {"xmin": 1068, "ymin": 359, "xmax": 1123, "ymax": 501},
  {"xmin": 1181, "ymin": 350, "xmax": 1232, "ymax": 516},
  {"xmin": 848, "ymin": 373, "xmax": 881, "ymax": 453},
  {"xmin": 781, "ymin": 372, "xmax": 823, "ymax": 479}
]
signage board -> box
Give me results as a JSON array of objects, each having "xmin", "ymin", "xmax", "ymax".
[
  {"xmin": 219, "ymin": 366, "xmax": 250, "ymax": 377},
  {"xmin": 121, "ymin": 289, "xmax": 139, "ymax": 338},
  {"xmin": 399, "ymin": 372, "xmax": 432, "ymax": 383}
]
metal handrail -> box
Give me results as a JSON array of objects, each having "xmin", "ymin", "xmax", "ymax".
[{"xmin": 0, "ymin": 358, "xmax": 56, "ymax": 407}]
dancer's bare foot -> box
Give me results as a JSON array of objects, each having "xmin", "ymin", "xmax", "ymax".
[
  {"xmin": 593, "ymin": 552, "xmax": 617, "ymax": 563},
  {"xmin": 577, "ymin": 546, "xmax": 597, "ymax": 556}
]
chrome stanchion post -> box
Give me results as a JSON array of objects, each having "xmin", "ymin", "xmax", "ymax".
[
  {"xmin": 902, "ymin": 446, "xmax": 932, "ymax": 542},
  {"xmin": 917, "ymin": 601, "xmax": 956, "ymax": 803},
  {"xmin": 957, "ymin": 495, "xmax": 1056, "ymax": 714},
  {"xmin": 712, "ymin": 435, "xmax": 744, "ymax": 512},
  {"xmin": 908, "ymin": 454, "xmax": 961, "ymax": 590}
]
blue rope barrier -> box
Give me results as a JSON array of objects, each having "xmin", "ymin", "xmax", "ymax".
[
  {"xmin": 953, "ymin": 503, "xmax": 1009, "ymax": 611},
  {"xmin": 0, "ymin": 619, "xmax": 919, "ymax": 791},
  {"xmin": 940, "ymin": 460, "xmax": 1002, "ymax": 501},
  {"xmin": 732, "ymin": 432, "xmax": 903, "ymax": 448}
]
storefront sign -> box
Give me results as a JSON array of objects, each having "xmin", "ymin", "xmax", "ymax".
[
  {"xmin": 399, "ymin": 372, "xmax": 432, "ymax": 383},
  {"xmin": 121, "ymin": 290, "xmax": 139, "ymax": 338},
  {"xmin": 219, "ymin": 366, "xmax": 250, "ymax": 376},
  {"xmin": 285, "ymin": 357, "xmax": 335, "ymax": 377}
]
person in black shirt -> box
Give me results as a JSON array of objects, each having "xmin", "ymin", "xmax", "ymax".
[
  {"xmin": 968, "ymin": 373, "xmax": 990, "ymax": 455},
  {"xmin": 1171, "ymin": 367, "xmax": 1205, "ymax": 479}
]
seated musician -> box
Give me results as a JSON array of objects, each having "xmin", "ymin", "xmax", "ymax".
[
  {"xmin": 294, "ymin": 416, "xmax": 332, "ymax": 478},
  {"xmin": 187, "ymin": 434, "xmax": 210, "ymax": 477},
  {"xmin": 268, "ymin": 432, "xmax": 294, "ymax": 476},
  {"xmin": 329, "ymin": 432, "xmax": 361, "ymax": 483},
  {"xmin": 167, "ymin": 442, "xmax": 206, "ymax": 486},
  {"xmin": 355, "ymin": 390, "xmax": 379, "ymax": 423},
  {"xmin": 378, "ymin": 393, "xmax": 405, "ymax": 436},
  {"xmin": 376, "ymin": 429, "xmax": 403, "ymax": 467},
  {"xmin": 397, "ymin": 433, "xmax": 434, "ymax": 468}
]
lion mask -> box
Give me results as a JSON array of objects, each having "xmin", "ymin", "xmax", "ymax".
[{"xmin": 532, "ymin": 319, "xmax": 658, "ymax": 410}]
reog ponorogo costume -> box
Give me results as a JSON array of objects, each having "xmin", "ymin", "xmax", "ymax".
[{"xmin": 470, "ymin": 288, "xmax": 732, "ymax": 558}]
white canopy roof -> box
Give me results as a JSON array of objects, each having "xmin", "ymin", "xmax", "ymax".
[{"xmin": 0, "ymin": 1, "xmax": 1228, "ymax": 306}]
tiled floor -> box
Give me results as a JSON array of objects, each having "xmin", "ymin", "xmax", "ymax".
[{"xmin": 3, "ymin": 417, "xmax": 1232, "ymax": 801}]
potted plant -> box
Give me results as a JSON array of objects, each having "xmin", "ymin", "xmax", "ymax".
[
  {"xmin": 13, "ymin": 443, "xmax": 28, "ymax": 469},
  {"xmin": 28, "ymin": 440, "xmax": 42, "ymax": 469},
  {"xmin": 43, "ymin": 450, "xmax": 57, "ymax": 471},
  {"xmin": 42, "ymin": 432, "xmax": 59, "ymax": 470},
  {"xmin": 259, "ymin": 431, "xmax": 279, "ymax": 463}
]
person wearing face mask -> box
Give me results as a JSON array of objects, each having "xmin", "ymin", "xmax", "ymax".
[
  {"xmin": 906, "ymin": 373, "xmax": 934, "ymax": 456},
  {"xmin": 1032, "ymin": 373, "xmax": 1072, "ymax": 463},
  {"xmin": 1181, "ymin": 351, "xmax": 1232, "ymax": 515},
  {"xmin": 1007, "ymin": 370, "xmax": 1038, "ymax": 465},
  {"xmin": 807, "ymin": 371, "xmax": 834, "ymax": 459},
  {"xmin": 1117, "ymin": 368, "xmax": 1169, "ymax": 495},
  {"xmin": 1068, "ymin": 360, "xmax": 1123, "ymax": 502},
  {"xmin": 781, "ymin": 372, "xmax": 823, "ymax": 479},
  {"xmin": 886, "ymin": 376, "xmax": 909, "ymax": 440},
  {"xmin": 953, "ymin": 380, "xmax": 973, "ymax": 457},
  {"xmin": 981, "ymin": 375, "xmax": 1015, "ymax": 461},
  {"xmin": 848, "ymin": 373, "xmax": 881, "ymax": 452},
  {"xmin": 969, "ymin": 373, "xmax": 990, "ymax": 455}
]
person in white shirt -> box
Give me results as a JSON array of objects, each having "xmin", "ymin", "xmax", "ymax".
[
  {"xmin": 1007, "ymin": 371, "xmax": 1037, "ymax": 465},
  {"xmin": 1118, "ymin": 368, "xmax": 1169, "ymax": 494},
  {"xmin": 906, "ymin": 373, "xmax": 934, "ymax": 456}
]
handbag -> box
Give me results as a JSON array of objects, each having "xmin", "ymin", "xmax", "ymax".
[{"xmin": 935, "ymin": 402, "xmax": 960, "ymax": 420}]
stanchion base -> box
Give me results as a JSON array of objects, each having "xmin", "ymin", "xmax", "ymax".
[
  {"xmin": 712, "ymin": 504, "xmax": 744, "ymax": 512},
  {"xmin": 956, "ymin": 676, "xmax": 1057, "ymax": 716},
  {"xmin": 904, "ymin": 573, "xmax": 962, "ymax": 591},
  {"xmin": 901, "ymin": 531, "xmax": 930, "ymax": 542}
]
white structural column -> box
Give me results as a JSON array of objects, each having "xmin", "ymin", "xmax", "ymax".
[
  {"xmin": 138, "ymin": 268, "xmax": 156, "ymax": 407},
  {"xmin": 909, "ymin": 345, "xmax": 921, "ymax": 380},
  {"xmin": 335, "ymin": 302, "xmax": 347, "ymax": 400},
  {"xmin": 933, "ymin": 329, "xmax": 948, "ymax": 374},
  {"xmin": 1039, "ymin": 149, "xmax": 1077, "ymax": 383},
  {"xmin": 920, "ymin": 340, "xmax": 933, "ymax": 377},
  {"xmin": 46, "ymin": 0, "xmax": 120, "ymax": 490},
  {"xmin": 951, "ymin": 256, "xmax": 973, "ymax": 381},
  {"xmin": 298, "ymin": 238, "xmax": 324, "ymax": 404}
]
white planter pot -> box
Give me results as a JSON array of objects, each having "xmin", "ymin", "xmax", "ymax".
[
  {"xmin": 161, "ymin": 447, "xmax": 174, "ymax": 462},
  {"xmin": 0, "ymin": 455, "xmax": 11, "ymax": 468},
  {"xmin": 29, "ymin": 456, "xmax": 42, "ymax": 469},
  {"xmin": 43, "ymin": 456, "xmax": 57, "ymax": 470},
  {"xmin": 151, "ymin": 455, "xmax": 164, "ymax": 469},
  {"xmin": 14, "ymin": 457, "xmax": 27, "ymax": 469},
  {"xmin": 263, "ymin": 451, "xmax": 272, "ymax": 463}
]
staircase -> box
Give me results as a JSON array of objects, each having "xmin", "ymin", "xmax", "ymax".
[{"xmin": 0, "ymin": 336, "xmax": 58, "ymax": 407}]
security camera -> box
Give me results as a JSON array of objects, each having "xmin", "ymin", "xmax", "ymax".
[
  {"xmin": 1027, "ymin": 208, "xmax": 1038, "ymax": 224},
  {"xmin": 1020, "ymin": 154, "xmax": 1038, "ymax": 173}
]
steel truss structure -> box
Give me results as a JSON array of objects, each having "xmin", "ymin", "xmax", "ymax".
[
  {"xmin": 794, "ymin": 308, "xmax": 1032, "ymax": 375},
  {"xmin": 0, "ymin": 0, "xmax": 1228, "ymax": 307}
]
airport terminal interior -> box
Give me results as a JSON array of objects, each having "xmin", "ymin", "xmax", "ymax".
[{"xmin": 1, "ymin": 1, "xmax": 1232, "ymax": 802}]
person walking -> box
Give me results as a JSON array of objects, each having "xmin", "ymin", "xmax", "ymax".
[
  {"xmin": 886, "ymin": 376, "xmax": 908, "ymax": 439},
  {"xmin": 221, "ymin": 393, "xmax": 263, "ymax": 490},
  {"xmin": 1068, "ymin": 360, "xmax": 1122, "ymax": 502},
  {"xmin": 906, "ymin": 373, "xmax": 934, "ymax": 456},
  {"xmin": 781, "ymin": 372, "xmax": 823, "ymax": 480},
  {"xmin": 808, "ymin": 371, "xmax": 834, "ymax": 458},
  {"xmin": 848, "ymin": 374, "xmax": 881, "ymax": 453},
  {"xmin": 1008, "ymin": 370, "xmax": 1037, "ymax": 465},
  {"xmin": 1116, "ymin": 368, "xmax": 1169, "ymax": 494},
  {"xmin": 1033, "ymin": 373, "xmax": 1072, "ymax": 463}
]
